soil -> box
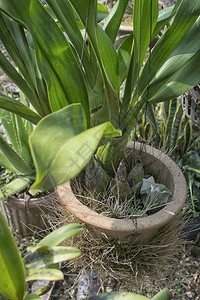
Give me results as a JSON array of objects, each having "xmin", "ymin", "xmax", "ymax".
[{"xmin": 1, "ymin": 0, "xmax": 200, "ymax": 299}]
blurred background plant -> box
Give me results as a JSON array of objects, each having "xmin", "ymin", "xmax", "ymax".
[{"xmin": 135, "ymin": 98, "xmax": 200, "ymax": 219}]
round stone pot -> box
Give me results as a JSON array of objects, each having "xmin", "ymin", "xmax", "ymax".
[
  {"xmin": 1, "ymin": 192, "xmax": 56, "ymax": 236},
  {"xmin": 57, "ymin": 142, "xmax": 187, "ymax": 244}
]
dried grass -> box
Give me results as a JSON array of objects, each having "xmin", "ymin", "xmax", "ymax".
[{"xmin": 48, "ymin": 198, "xmax": 187, "ymax": 293}]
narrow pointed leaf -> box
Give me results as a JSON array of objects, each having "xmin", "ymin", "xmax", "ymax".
[{"xmin": 0, "ymin": 211, "xmax": 25, "ymax": 300}]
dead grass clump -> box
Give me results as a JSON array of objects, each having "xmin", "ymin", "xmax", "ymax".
[{"xmin": 50, "ymin": 200, "xmax": 186, "ymax": 293}]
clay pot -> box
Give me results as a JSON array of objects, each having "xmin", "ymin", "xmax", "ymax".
[
  {"xmin": 1, "ymin": 192, "xmax": 56, "ymax": 235},
  {"xmin": 57, "ymin": 142, "xmax": 187, "ymax": 244}
]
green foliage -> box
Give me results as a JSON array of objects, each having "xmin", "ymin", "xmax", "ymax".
[
  {"xmin": 139, "ymin": 99, "xmax": 193, "ymax": 158},
  {"xmin": 0, "ymin": 0, "xmax": 200, "ymax": 191},
  {"xmin": 178, "ymin": 137, "xmax": 200, "ymax": 217},
  {"xmin": 0, "ymin": 212, "xmax": 82, "ymax": 300},
  {"xmin": 83, "ymin": 288, "xmax": 170, "ymax": 299}
]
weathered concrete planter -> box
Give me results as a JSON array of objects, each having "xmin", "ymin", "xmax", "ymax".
[
  {"xmin": 1, "ymin": 193, "xmax": 56, "ymax": 235},
  {"xmin": 57, "ymin": 142, "xmax": 187, "ymax": 244}
]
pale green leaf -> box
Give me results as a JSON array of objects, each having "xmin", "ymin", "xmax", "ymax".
[
  {"xmin": 25, "ymin": 246, "xmax": 81, "ymax": 270},
  {"xmin": 26, "ymin": 268, "xmax": 64, "ymax": 282},
  {"xmin": 29, "ymin": 104, "xmax": 121, "ymax": 193},
  {"xmin": 33, "ymin": 223, "xmax": 82, "ymax": 249}
]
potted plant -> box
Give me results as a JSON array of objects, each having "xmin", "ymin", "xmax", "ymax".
[
  {"xmin": 0, "ymin": 209, "xmax": 82, "ymax": 299},
  {"xmin": 0, "ymin": 0, "xmax": 200, "ymax": 242},
  {"xmin": 0, "ymin": 106, "xmax": 60, "ymax": 235}
]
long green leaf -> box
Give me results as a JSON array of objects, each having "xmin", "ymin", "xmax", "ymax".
[
  {"xmin": 134, "ymin": 0, "xmax": 159, "ymax": 69},
  {"xmin": 29, "ymin": 104, "xmax": 121, "ymax": 193},
  {"xmin": 33, "ymin": 223, "xmax": 82, "ymax": 249},
  {"xmin": 149, "ymin": 49, "xmax": 200, "ymax": 103},
  {"xmin": 147, "ymin": 16, "xmax": 200, "ymax": 100},
  {"xmin": 0, "ymin": 177, "xmax": 31, "ymax": 199},
  {"xmin": 103, "ymin": 0, "xmax": 129, "ymax": 43},
  {"xmin": 0, "ymin": 211, "xmax": 25, "ymax": 300},
  {"xmin": 26, "ymin": 268, "xmax": 64, "ymax": 282},
  {"xmin": 69, "ymin": 0, "xmax": 120, "ymax": 127},
  {"xmin": 45, "ymin": 0, "xmax": 95, "ymax": 88},
  {"xmin": 24, "ymin": 246, "xmax": 81, "ymax": 270},
  {"xmin": 0, "ymin": 93, "xmax": 42, "ymax": 124}
]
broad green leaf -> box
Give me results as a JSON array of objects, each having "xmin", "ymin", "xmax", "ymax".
[
  {"xmin": 0, "ymin": 93, "xmax": 42, "ymax": 124},
  {"xmin": 149, "ymin": 49, "xmax": 200, "ymax": 103},
  {"xmin": 148, "ymin": 16, "xmax": 200, "ymax": 100},
  {"xmin": 29, "ymin": 104, "xmax": 121, "ymax": 193},
  {"xmin": 0, "ymin": 177, "xmax": 31, "ymax": 199},
  {"xmin": 32, "ymin": 223, "xmax": 82, "ymax": 249},
  {"xmin": 26, "ymin": 268, "xmax": 64, "ymax": 282},
  {"xmin": 0, "ymin": 211, "xmax": 25, "ymax": 300},
  {"xmin": 24, "ymin": 246, "xmax": 80, "ymax": 270},
  {"xmin": 96, "ymin": 26, "xmax": 120, "ymax": 92},
  {"xmin": 0, "ymin": 134, "xmax": 34, "ymax": 175}
]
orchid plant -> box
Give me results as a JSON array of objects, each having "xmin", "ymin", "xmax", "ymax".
[{"xmin": 0, "ymin": 0, "xmax": 200, "ymax": 195}]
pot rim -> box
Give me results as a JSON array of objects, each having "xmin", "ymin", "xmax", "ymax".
[{"xmin": 57, "ymin": 142, "xmax": 187, "ymax": 235}]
